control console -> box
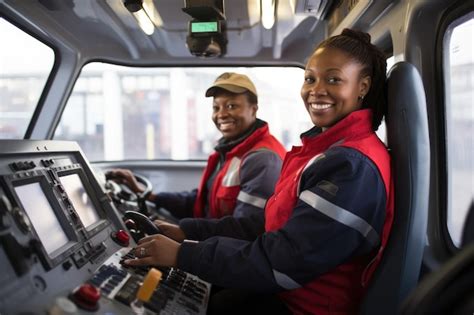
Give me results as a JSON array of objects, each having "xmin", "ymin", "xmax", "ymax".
[{"xmin": 0, "ymin": 140, "xmax": 210, "ymax": 314}]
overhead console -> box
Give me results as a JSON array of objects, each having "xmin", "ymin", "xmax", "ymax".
[
  {"xmin": 327, "ymin": 0, "xmax": 373, "ymax": 36},
  {"xmin": 0, "ymin": 140, "xmax": 210, "ymax": 314}
]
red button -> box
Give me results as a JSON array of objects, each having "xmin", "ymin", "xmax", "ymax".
[
  {"xmin": 115, "ymin": 229, "xmax": 130, "ymax": 246},
  {"xmin": 72, "ymin": 284, "xmax": 100, "ymax": 310}
]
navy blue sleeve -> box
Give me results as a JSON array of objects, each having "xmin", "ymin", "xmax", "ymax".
[
  {"xmin": 154, "ymin": 189, "xmax": 197, "ymax": 219},
  {"xmin": 178, "ymin": 150, "xmax": 281, "ymax": 240},
  {"xmin": 179, "ymin": 212, "xmax": 264, "ymax": 241},
  {"xmin": 233, "ymin": 150, "xmax": 283, "ymax": 218},
  {"xmin": 177, "ymin": 147, "xmax": 387, "ymax": 292}
]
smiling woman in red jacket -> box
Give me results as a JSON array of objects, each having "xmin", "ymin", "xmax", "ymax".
[
  {"xmin": 109, "ymin": 72, "xmax": 286, "ymax": 220},
  {"xmin": 125, "ymin": 28, "xmax": 394, "ymax": 315}
]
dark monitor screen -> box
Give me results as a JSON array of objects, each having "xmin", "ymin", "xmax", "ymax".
[
  {"xmin": 59, "ymin": 173, "xmax": 100, "ymax": 229},
  {"xmin": 14, "ymin": 182, "xmax": 70, "ymax": 255}
]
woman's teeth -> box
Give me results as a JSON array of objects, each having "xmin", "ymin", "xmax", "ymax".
[
  {"xmin": 310, "ymin": 103, "xmax": 332, "ymax": 110},
  {"xmin": 219, "ymin": 122, "xmax": 234, "ymax": 129}
]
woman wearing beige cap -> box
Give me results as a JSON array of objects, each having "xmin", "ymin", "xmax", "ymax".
[{"xmin": 110, "ymin": 72, "xmax": 286, "ymax": 221}]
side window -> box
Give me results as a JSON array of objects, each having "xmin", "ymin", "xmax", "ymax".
[
  {"xmin": 0, "ymin": 18, "xmax": 54, "ymax": 139},
  {"xmin": 54, "ymin": 65, "xmax": 308, "ymax": 161},
  {"xmin": 444, "ymin": 15, "xmax": 473, "ymax": 248}
]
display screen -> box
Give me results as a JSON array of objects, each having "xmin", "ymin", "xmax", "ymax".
[
  {"xmin": 15, "ymin": 182, "xmax": 70, "ymax": 255},
  {"xmin": 191, "ymin": 21, "xmax": 218, "ymax": 33},
  {"xmin": 59, "ymin": 173, "xmax": 100, "ymax": 228}
]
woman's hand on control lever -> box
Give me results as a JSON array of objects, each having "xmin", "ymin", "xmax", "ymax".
[
  {"xmin": 124, "ymin": 234, "xmax": 179, "ymax": 267},
  {"xmin": 108, "ymin": 168, "xmax": 144, "ymax": 194},
  {"xmin": 154, "ymin": 219, "xmax": 186, "ymax": 242},
  {"xmin": 108, "ymin": 168, "xmax": 157, "ymax": 202}
]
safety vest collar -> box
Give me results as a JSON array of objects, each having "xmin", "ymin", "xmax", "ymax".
[
  {"xmin": 300, "ymin": 109, "xmax": 373, "ymax": 152},
  {"xmin": 223, "ymin": 123, "xmax": 271, "ymax": 159}
]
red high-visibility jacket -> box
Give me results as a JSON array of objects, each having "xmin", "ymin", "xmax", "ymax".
[
  {"xmin": 193, "ymin": 124, "xmax": 287, "ymax": 218},
  {"xmin": 265, "ymin": 109, "xmax": 394, "ymax": 315}
]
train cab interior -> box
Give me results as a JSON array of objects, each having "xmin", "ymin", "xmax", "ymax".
[{"xmin": 0, "ymin": 0, "xmax": 473, "ymax": 314}]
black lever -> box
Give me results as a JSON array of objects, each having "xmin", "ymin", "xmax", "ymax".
[{"xmin": 123, "ymin": 211, "xmax": 162, "ymax": 236}]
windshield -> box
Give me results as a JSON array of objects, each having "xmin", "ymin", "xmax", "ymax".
[{"xmin": 53, "ymin": 63, "xmax": 309, "ymax": 161}]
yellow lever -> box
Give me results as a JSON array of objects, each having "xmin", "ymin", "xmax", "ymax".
[{"xmin": 136, "ymin": 268, "xmax": 162, "ymax": 302}]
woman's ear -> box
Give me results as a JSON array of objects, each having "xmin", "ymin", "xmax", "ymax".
[
  {"xmin": 360, "ymin": 75, "xmax": 372, "ymax": 97},
  {"xmin": 251, "ymin": 104, "xmax": 258, "ymax": 117}
]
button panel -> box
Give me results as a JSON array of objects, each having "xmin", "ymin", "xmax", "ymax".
[{"xmin": 82, "ymin": 248, "xmax": 210, "ymax": 315}]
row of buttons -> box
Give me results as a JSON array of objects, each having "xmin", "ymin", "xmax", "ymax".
[
  {"xmin": 10, "ymin": 161, "xmax": 36, "ymax": 171},
  {"xmin": 8, "ymin": 159, "xmax": 55, "ymax": 172}
]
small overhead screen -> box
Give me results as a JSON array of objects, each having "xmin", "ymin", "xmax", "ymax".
[
  {"xmin": 59, "ymin": 173, "xmax": 100, "ymax": 229},
  {"xmin": 191, "ymin": 21, "xmax": 219, "ymax": 33},
  {"xmin": 14, "ymin": 182, "xmax": 70, "ymax": 255}
]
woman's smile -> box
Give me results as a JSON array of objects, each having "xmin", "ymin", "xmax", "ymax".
[
  {"xmin": 309, "ymin": 103, "xmax": 335, "ymax": 112},
  {"xmin": 218, "ymin": 120, "xmax": 236, "ymax": 131}
]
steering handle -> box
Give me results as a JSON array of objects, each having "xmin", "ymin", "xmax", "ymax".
[
  {"xmin": 134, "ymin": 173, "xmax": 152, "ymax": 201},
  {"xmin": 123, "ymin": 211, "xmax": 162, "ymax": 235},
  {"xmin": 105, "ymin": 171, "xmax": 153, "ymax": 215}
]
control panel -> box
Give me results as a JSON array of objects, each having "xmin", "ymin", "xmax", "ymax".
[{"xmin": 0, "ymin": 140, "xmax": 210, "ymax": 314}]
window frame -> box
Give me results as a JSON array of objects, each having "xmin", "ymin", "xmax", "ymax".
[{"xmin": 436, "ymin": 3, "xmax": 474, "ymax": 253}]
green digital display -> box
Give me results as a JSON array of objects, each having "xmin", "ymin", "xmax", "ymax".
[{"xmin": 191, "ymin": 21, "xmax": 218, "ymax": 33}]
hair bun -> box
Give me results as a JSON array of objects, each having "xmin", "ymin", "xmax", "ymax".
[{"xmin": 341, "ymin": 28, "xmax": 371, "ymax": 44}]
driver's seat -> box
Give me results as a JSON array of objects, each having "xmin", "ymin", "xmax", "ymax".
[{"xmin": 359, "ymin": 62, "xmax": 430, "ymax": 315}]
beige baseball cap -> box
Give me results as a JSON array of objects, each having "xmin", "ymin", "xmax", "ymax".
[{"xmin": 205, "ymin": 72, "xmax": 258, "ymax": 98}]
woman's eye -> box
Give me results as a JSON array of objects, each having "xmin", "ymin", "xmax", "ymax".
[
  {"xmin": 212, "ymin": 106, "xmax": 219, "ymax": 112},
  {"xmin": 327, "ymin": 77, "xmax": 341, "ymax": 84},
  {"xmin": 304, "ymin": 77, "xmax": 314, "ymax": 84},
  {"xmin": 226, "ymin": 104, "xmax": 235, "ymax": 109}
]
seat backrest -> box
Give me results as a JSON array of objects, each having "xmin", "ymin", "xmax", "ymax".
[{"xmin": 360, "ymin": 62, "xmax": 430, "ymax": 315}]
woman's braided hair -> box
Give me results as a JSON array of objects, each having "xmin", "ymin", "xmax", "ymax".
[{"xmin": 316, "ymin": 28, "xmax": 387, "ymax": 130}]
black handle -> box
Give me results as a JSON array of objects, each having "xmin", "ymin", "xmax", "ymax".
[{"xmin": 123, "ymin": 211, "xmax": 162, "ymax": 235}]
